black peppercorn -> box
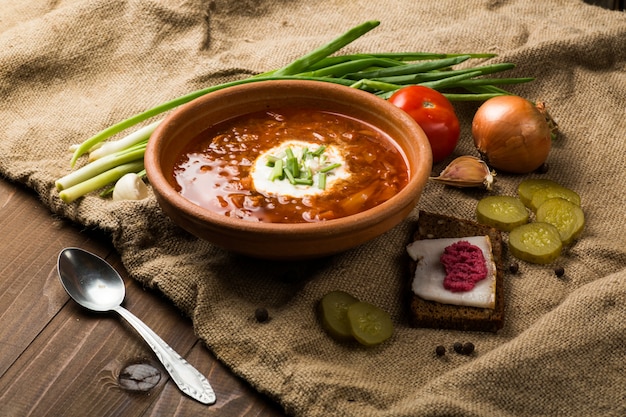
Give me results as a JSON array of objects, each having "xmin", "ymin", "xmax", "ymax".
[
  {"xmin": 435, "ymin": 345, "xmax": 446, "ymax": 356},
  {"xmin": 453, "ymin": 342, "xmax": 464, "ymax": 354},
  {"xmin": 254, "ymin": 307, "xmax": 269, "ymax": 323},
  {"xmin": 554, "ymin": 266, "xmax": 565, "ymax": 278},
  {"xmin": 462, "ymin": 342, "xmax": 475, "ymax": 355},
  {"xmin": 509, "ymin": 262, "xmax": 519, "ymax": 274}
]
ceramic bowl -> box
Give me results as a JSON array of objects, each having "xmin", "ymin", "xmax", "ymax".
[{"xmin": 145, "ymin": 80, "xmax": 432, "ymax": 260}]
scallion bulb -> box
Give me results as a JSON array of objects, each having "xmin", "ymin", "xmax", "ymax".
[{"xmin": 112, "ymin": 173, "xmax": 149, "ymax": 201}]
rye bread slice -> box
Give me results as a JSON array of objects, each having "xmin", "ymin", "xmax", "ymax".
[{"xmin": 407, "ymin": 211, "xmax": 505, "ymax": 333}]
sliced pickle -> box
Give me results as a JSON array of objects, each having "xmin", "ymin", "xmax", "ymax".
[
  {"xmin": 509, "ymin": 222, "xmax": 563, "ymax": 264},
  {"xmin": 476, "ymin": 195, "xmax": 529, "ymax": 232},
  {"xmin": 529, "ymin": 185, "xmax": 581, "ymax": 212},
  {"xmin": 319, "ymin": 290, "xmax": 359, "ymax": 341},
  {"xmin": 536, "ymin": 197, "xmax": 585, "ymax": 245},
  {"xmin": 347, "ymin": 301, "xmax": 394, "ymax": 346},
  {"xmin": 517, "ymin": 178, "xmax": 562, "ymax": 208}
]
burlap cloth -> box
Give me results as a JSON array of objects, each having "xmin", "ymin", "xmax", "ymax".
[{"xmin": 1, "ymin": 0, "xmax": 625, "ymax": 415}]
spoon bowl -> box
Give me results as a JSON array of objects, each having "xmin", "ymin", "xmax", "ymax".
[
  {"xmin": 57, "ymin": 247, "xmax": 216, "ymax": 405},
  {"xmin": 57, "ymin": 247, "xmax": 125, "ymax": 312}
]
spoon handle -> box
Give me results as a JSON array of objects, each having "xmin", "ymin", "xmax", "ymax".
[{"xmin": 113, "ymin": 306, "xmax": 216, "ymax": 405}]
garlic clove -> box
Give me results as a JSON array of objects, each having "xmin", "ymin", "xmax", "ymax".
[
  {"xmin": 429, "ymin": 155, "xmax": 495, "ymax": 190},
  {"xmin": 112, "ymin": 173, "xmax": 149, "ymax": 201}
]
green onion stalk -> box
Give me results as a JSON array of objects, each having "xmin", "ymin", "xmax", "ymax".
[{"xmin": 56, "ymin": 20, "xmax": 533, "ymax": 203}]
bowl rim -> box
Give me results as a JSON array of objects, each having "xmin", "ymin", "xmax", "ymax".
[{"xmin": 145, "ymin": 79, "xmax": 432, "ymax": 237}]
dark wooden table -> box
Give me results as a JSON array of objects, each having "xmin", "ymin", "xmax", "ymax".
[{"xmin": 0, "ymin": 178, "xmax": 287, "ymax": 416}]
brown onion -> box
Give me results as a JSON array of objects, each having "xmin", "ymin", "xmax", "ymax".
[{"xmin": 472, "ymin": 95, "xmax": 551, "ymax": 174}]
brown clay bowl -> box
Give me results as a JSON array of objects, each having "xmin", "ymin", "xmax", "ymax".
[{"xmin": 145, "ymin": 80, "xmax": 432, "ymax": 260}]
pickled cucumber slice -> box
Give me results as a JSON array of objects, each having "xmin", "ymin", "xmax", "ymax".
[
  {"xmin": 509, "ymin": 222, "xmax": 563, "ymax": 264},
  {"xmin": 347, "ymin": 301, "xmax": 394, "ymax": 346},
  {"xmin": 517, "ymin": 179, "xmax": 563, "ymax": 208},
  {"xmin": 530, "ymin": 185, "xmax": 581, "ymax": 212},
  {"xmin": 319, "ymin": 290, "xmax": 359, "ymax": 341},
  {"xmin": 536, "ymin": 197, "xmax": 585, "ymax": 245},
  {"xmin": 476, "ymin": 195, "xmax": 529, "ymax": 232}
]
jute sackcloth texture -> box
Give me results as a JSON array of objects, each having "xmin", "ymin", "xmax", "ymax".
[{"xmin": 1, "ymin": 1, "xmax": 625, "ymax": 415}]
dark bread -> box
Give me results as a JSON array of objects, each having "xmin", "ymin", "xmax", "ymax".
[{"xmin": 407, "ymin": 211, "xmax": 505, "ymax": 333}]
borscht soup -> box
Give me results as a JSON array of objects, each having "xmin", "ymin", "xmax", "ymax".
[{"xmin": 171, "ymin": 108, "xmax": 409, "ymax": 223}]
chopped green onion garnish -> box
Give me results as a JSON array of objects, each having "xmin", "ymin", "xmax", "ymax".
[
  {"xmin": 318, "ymin": 172, "xmax": 327, "ymax": 190},
  {"xmin": 265, "ymin": 155, "xmax": 280, "ymax": 166},
  {"xmin": 320, "ymin": 162, "xmax": 342, "ymax": 173},
  {"xmin": 266, "ymin": 144, "xmax": 342, "ymax": 190},
  {"xmin": 269, "ymin": 159, "xmax": 284, "ymax": 181},
  {"xmin": 284, "ymin": 167, "xmax": 296, "ymax": 184},
  {"xmin": 294, "ymin": 178, "xmax": 314, "ymax": 186},
  {"xmin": 311, "ymin": 146, "xmax": 326, "ymax": 157},
  {"xmin": 284, "ymin": 148, "xmax": 300, "ymax": 177}
]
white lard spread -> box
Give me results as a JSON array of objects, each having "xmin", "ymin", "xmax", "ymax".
[{"xmin": 406, "ymin": 236, "xmax": 497, "ymax": 309}]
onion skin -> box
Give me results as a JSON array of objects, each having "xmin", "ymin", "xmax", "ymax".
[{"xmin": 472, "ymin": 96, "xmax": 551, "ymax": 174}]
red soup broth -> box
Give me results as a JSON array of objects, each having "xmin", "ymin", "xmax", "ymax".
[{"xmin": 171, "ymin": 108, "xmax": 409, "ymax": 223}]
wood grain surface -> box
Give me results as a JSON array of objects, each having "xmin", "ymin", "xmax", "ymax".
[{"xmin": 0, "ymin": 179, "xmax": 286, "ymax": 417}]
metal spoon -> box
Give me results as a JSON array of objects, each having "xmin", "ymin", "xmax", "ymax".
[{"xmin": 57, "ymin": 247, "xmax": 216, "ymax": 405}]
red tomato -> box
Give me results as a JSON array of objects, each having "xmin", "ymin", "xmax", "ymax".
[{"xmin": 388, "ymin": 86, "xmax": 460, "ymax": 163}]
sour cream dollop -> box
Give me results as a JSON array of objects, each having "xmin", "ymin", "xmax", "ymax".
[{"xmin": 250, "ymin": 140, "xmax": 350, "ymax": 198}]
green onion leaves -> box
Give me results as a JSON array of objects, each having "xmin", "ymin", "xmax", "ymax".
[{"xmin": 57, "ymin": 20, "xmax": 534, "ymax": 203}]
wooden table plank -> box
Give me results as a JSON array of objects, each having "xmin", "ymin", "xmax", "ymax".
[
  {"xmin": 0, "ymin": 179, "xmax": 287, "ymax": 416},
  {"xmin": 0, "ymin": 181, "xmax": 107, "ymax": 375},
  {"xmin": 0, "ymin": 273, "xmax": 199, "ymax": 416},
  {"xmin": 145, "ymin": 342, "xmax": 286, "ymax": 417}
]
